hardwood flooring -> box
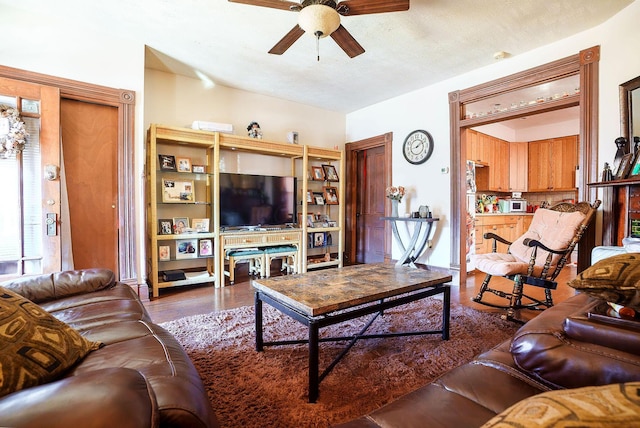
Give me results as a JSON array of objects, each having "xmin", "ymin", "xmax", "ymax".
[{"xmin": 144, "ymin": 262, "xmax": 578, "ymax": 324}]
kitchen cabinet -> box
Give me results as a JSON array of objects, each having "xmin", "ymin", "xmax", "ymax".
[
  {"xmin": 472, "ymin": 132, "xmax": 509, "ymax": 192},
  {"xmin": 509, "ymin": 142, "xmax": 528, "ymax": 192},
  {"xmin": 528, "ymin": 136, "xmax": 578, "ymax": 191},
  {"xmin": 474, "ymin": 214, "xmax": 532, "ymax": 255},
  {"xmin": 466, "ymin": 129, "xmax": 491, "ymax": 165}
]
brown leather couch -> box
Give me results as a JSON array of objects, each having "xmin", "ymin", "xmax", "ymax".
[
  {"xmin": 0, "ymin": 269, "xmax": 218, "ymax": 428},
  {"xmin": 336, "ymin": 292, "xmax": 640, "ymax": 427}
]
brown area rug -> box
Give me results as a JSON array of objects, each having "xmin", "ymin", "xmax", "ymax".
[{"xmin": 160, "ymin": 298, "xmax": 519, "ymax": 428}]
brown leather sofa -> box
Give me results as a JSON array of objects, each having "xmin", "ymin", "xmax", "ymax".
[
  {"xmin": 336, "ymin": 292, "xmax": 640, "ymax": 427},
  {"xmin": 0, "ymin": 269, "xmax": 218, "ymax": 428}
]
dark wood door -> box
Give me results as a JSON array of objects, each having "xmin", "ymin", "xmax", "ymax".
[
  {"xmin": 356, "ymin": 145, "xmax": 386, "ymax": 263},
  {"xmin": 60, "ymin": 99, "xmax": 119, "ymax": 274}
]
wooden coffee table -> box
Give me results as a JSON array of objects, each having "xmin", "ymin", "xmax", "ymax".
[{"xmin": 252, "ymin": 262, "xmax": 452, "ymax": 402}]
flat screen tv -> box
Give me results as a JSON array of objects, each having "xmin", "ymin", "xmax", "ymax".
[{"xmin": 219, "ymin": 172, "xmax": 297, "ymax": 228}]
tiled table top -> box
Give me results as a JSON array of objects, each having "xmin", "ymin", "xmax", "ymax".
[{"xmin": 252, "ymin": 262, "xmax": 452, "ymax": 317}]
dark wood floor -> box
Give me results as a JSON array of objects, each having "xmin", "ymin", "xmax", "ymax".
[{"xmin": 144, "ymin": 262, "xmax": 578, "ymax": 324}]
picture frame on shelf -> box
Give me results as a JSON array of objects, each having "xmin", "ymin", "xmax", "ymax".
[
  {"xmin": 307, "ymin": 214, "xmax": 314, "ymax": 227},
  {"xmin": 311, "ymin": 166, "xmax": 325, "ymax": 181},
  {"xmin": 162, "ymin": 179, "xmax": 195, "ymax": 203},
  {"xmin": 323, "ymin": 186, "xmax": 338, "ymax": 204},
  {"xmin": 158, "ymin": 154, "xmax": 176, "ymax": 171},
  {"xmin": 158, "ymin": 218, "xmax": 174, "ymax": 235},
  {"xmin": 198, "ymin": 239, "xmax": 212, "ymax": 256},
  {"xmin": 192, "ymin": 164, "xmax": 206, "ymax": 174},
  {"xmin": 313, "ymin": 232, "xmax": 326, "ymax": 247},
  {"xmin": 192, "ymin": 218, "xmax": 210, "ymax": 232},
  {"xmin": 306, "ymin": 190, "xmax": 314, "ymax": 204},
  {"xmin": 615, "ymin": 153, "xmax": 634, "ymax": 179},
  {"xmin": 630, "ymin": 154, "xmax": 640, "ymax": 177},
  {"xmin": 314, "ymin": 193, "xmax": 325, "ymax": 205},
  {"xmin": 173, "ymin": 217, "xmax": 189, "ymax": 234},
  {"xmin": 175, "ymin": 239, "xmax": 198, "ymax": 259},
  {"xmin": 158, "ymin": 245, "xmax": 171, "ymax": 261},
  {"xmin": 322, "ymin": 164, "xmax": 339, "ymax": 182},
  {"xmin": 327, "ymin": 220, "xmax": 338, "ymax": 227},
  {"xmin": 177, "ymin": 157, "xmax": 192, "ymax": 172}
]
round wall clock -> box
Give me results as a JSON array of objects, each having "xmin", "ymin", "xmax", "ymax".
[{"xmin": 403, "ymin": 129, "xmax": 434, "ymax": 165}]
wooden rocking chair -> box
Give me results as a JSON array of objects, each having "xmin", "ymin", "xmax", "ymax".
[{"xmin": 471, "ymin": 200, "xmax": 600, "ymax": 322}]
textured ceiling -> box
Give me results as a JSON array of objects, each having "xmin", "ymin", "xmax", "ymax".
[{"xmin": 4, "ymin": 0, "xmax": 633, "ymax": 113}]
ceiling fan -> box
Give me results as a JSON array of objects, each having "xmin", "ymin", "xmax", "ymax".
[{"xmin": 228, "ymin": 0, "xmax": 410, "ymax": 59}]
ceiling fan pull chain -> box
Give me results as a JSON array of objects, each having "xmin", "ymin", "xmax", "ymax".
[{"xmin": 315, "ymin": 30, "xmax": 322, "ymax": 61}]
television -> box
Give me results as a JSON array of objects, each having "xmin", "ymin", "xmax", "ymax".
[{"xmin": 219, "ymin": 172, "xmax": 297, "ymax": 228}]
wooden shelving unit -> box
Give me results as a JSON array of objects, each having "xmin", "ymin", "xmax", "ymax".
[{"xmin": 146, "ymin": 124, "xmax": 345, "ymax": 296}]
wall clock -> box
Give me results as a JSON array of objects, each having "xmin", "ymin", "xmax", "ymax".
[{"xmin": 403, "ymin": 129, "xmax": 434, "ymax": 165}]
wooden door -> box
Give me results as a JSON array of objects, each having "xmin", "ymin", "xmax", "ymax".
[
  {"xmin": 356, "ymin": 145, "xmax": 386, "ymax": 263},
  {"xmin": 60, "ymin": 99, "xmax": 119, "ymax": 274},
  {"xmin": 0, "ymin": 77, "xmax": 60, "ymax": 275}
]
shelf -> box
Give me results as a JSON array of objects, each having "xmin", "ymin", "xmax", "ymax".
[
  {"xmin": 156, "ymin": 233, "xmax": 215, "ymax": 240},
  {"xmin": 588, "ymin": 178, "xmax": 640, "ymax": 188},
  {"xmin": 157, "ymin": 270, "xmax": 215, "ymax": 288},
  {"xmin": 306, "ymin": 258, "xmax": 341, "ymax": 270}
]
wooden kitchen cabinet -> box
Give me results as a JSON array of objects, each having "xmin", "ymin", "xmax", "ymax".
[
  {"xmin": 466, "ymin": 129, "xmax": 491, "ymax": 165},
  {"xmin": 509, "ymin": 142, "xmax": 528, "ymax": 192},
  {"xmin": 473, "ymin": 132, "xmax": 509, "ymax": 192},
  {"xmin": 474, "ymin": 215, "xmax": 521, "ymax": 254},
  {"xmin": 528, "ymin": 136, "xmax": 578, "ymax": 191}
]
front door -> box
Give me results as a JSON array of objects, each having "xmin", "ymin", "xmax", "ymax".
[
  {"xmin": 356, "ymin": 146, "xmax": 386, "ymax": 263},
  {"xmin": 0, "ymin": 77, "xmax": 61, "ymax": 277}
]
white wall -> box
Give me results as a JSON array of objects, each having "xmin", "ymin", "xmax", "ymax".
[{"xmin": 346, "ymin": 0, "xmax": 640, "ymax": 269}]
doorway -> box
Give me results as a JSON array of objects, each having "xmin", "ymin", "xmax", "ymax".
[
  {"xmin": 450, "ymin": 46, "xmax": 600, "ymax": 281},
  {"xmin": 345, "ymin": 133, "xmax": 393, "ymax": 264}
]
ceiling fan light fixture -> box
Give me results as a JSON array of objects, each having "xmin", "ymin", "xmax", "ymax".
[{"xmin": 298, "ymin": 4, "xmax": 340, "ymax": 38}]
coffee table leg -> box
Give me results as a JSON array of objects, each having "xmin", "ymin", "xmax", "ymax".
[
  {"xmin": 255, "ymin": 292, "xmax": 264, "ymax": 352},
  {"xmin": 442, "ymin": 285, "xmax": 451, "ymax": 340},
  {"xmin": 308, "ymin": 321, "xmax": 319, "ymax": 403}
]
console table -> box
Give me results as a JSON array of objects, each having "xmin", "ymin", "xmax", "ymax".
[
  {"xmin": 219, "ymin": 228, "xmax": 302, "ymax": 286},
  {"xmin": 381, "ymin": 217, "xmax": 439, "ymax": 267}
]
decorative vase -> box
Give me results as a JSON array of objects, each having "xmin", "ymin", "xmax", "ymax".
[{"xmin": 391, "ymin": 199, "xmax": 399, "ymax": 217}]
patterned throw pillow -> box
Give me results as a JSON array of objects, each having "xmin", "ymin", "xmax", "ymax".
[
  {"xmin": 481, "ymin": 382, "xmax": 640, "ymax": 427},
  {"xmin": 0, "ymin": 286, "xmax": 102, "ymax": 398},
  {"xmin": 568, "ymin": 253, "xmax": 640, "ymax": 310}
]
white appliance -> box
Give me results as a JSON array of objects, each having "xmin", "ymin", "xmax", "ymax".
[{"xmin": 508, "ymin": 199, "xmax": 527, "ymax": 212}]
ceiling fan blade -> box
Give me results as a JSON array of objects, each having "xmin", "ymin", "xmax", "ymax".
[
  {"xmin": 228, "ymin": 0, "xmax": 299, "ymax": 12},
  {"xmin": 337, "ymin": 0, "xmax": 409, "ymax": 16},
  {"xmin": 330, "ymin": 25, "xmax": 365, "ymax": 58},
  {"xmin": 269, "ymin": 25, "xmax": 305, "ymax": 55}
]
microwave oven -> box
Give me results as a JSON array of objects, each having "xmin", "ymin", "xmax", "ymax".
[{"xmin": 509, "ymin": 199, "xmax": 527, "ymax": 212}]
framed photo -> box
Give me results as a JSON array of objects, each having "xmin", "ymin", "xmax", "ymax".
[
  {"xmin": 192, "ymin": 164, "xmax": 206, "ymax": 174},
  {"xmin": 307, "ymin": 214, "xmax": 314, "ymax": 227},
  {"xmin": 158, "ymin": 245, "xmax": 171, "ymax": 261},
  {"xmin": 158, "ymin": 218, "xmax": 173, "ymax": 235},
  {"xmin": 198, "ymin": 239, "xmax": 212, "ymax": 256},
  {"xmin": 175, "ymin": 239, "xmax": 198, "ymax": 259},
  {"xmin": 313, "ymin": 232, "xmax": 326, "ymax": 247},
  {"xmin": 615, "ymin": 153, "xmax": 634, "ymax": 179},
  {"xmin": 630, "ymin": 154, "xmax": 640, "ymax": 177},
  {"xmin": 192, "ymin": 218, "xmax": 210, "ymax": 232},
  {"xmin": 158, "ymin": 154, "xmax": 176, "ymax": 171},
  {"xmin": 311, "ymin": 166, "xmax": 325, "ymax": 181},
  {"xmin": 314, "ymin": 193, "xmax": 325, "ymax": 205},
  {"xmin": 323, "ymin": 186, "xmax": 338, "ymax": 204},
  {"xmin": 162, "ymin": 179, "xmax": 195, "ymax": 203},
  {"xmin": 322, "ymin": 164, "xmax": 339, "ymax": 182},
  {"xmin": 307, "ymin": 190, "xmax": 314, "ymax": 204},
  {"xmin": 173, "ymin": 217, "xmax": 189, "ymax": 234},
  {"xmin": 177, "ymin": 157, "xmax": 192, "ymax": 172},
  {"xmin": 327, "ymin": 220, "xmax": 338, "ymax": 227}
]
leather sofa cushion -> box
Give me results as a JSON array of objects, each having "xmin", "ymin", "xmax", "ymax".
[
  {"xmin": 511, "ymin": 294, "xmax": 640, "ymax": 389},
  {"xmin": 481, "ymin": 382, "xmax": 640, "ymax": 427},
  {"xmin": 0, "ymin": 368, "xmax": 159, "ymax": 428},
  {"xmin": 0, "ymin": 286, "xmax": 102, "ymax": 398}
]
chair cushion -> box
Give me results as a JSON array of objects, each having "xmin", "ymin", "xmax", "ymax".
[
  {"xmin": 263, "ymin": 246, "xmax": 297, "ymax": 254},
  {"xmin": 472, "ymin": 253, "xmax": 533, "ymax": 277},
  {"xmin": 0, "ymin": 286, "xmax": 102, "ymax": 398},
  {"xmin": 480, "ymin": 382, "xmax": 640, "ymax": 428},
  {"xmin": 509, "ymin": 208, "xmax": 586, "ymax": 268},
  {"xmin": 568, "ymin": 253, "xmax": 640, "ymax": 310}
]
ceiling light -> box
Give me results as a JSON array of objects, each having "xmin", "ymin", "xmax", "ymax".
[
  {"xmin": 298, "ymin": 4, "xmax": 341, "ymax": 39},
  {"xmin": 493, "ymin": 51, "xmax": 509, "ymax": 60}
]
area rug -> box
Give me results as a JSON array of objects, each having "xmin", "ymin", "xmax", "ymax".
[{"xmin": 160, "ymin": 298, "xmax": 519, "ymax": 428}]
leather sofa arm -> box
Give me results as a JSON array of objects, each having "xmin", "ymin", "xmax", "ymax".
[
  {"xmin": 0, "ymin": 368, "xmax": 158, "ymax": 428},
  {"xmin": 0, "ymin": 268, "xmax": 116, "ymax": 303}
]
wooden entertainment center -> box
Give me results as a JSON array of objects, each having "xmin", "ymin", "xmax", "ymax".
[{"xmin": 146, "ymin": 124, "xmax": 344, "ymax": 297}]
